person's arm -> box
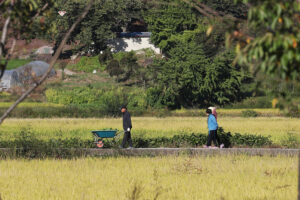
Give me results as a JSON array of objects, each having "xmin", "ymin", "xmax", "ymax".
[
  {"xmin": 128, "ymin": 113, "xmax": 132, "ymax": 129},
  {"xmin": 125, "ymin": 113, "xmax": 132, "ymax": 131},
  {"xmin": 211, "ymin": 115, "xmax": 218, "ymax": 128}
]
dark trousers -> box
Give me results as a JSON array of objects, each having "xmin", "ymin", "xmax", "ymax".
[
  {"xmin": 121, "ymin": 131, "xmax": 133, "ymax": 148},
  {"xmin": 207, "ymin": 130, "xmax": 220, "ymax": 147}
]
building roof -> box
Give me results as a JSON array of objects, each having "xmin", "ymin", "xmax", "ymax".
[{"xmin": 117, "ymin": 32, "xmax": 151, "ymax": 38}]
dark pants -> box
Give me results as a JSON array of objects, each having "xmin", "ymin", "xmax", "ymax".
[
  {"xmin": 207, "ymin": 130, "xmax": 220, "ymax": 147},
  {"xmin": 121, "ymin": 131, "xmax": 133, "ymax": 148}
]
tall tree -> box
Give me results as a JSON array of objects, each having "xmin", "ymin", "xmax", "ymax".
[
  {"xmin": 147, "ymin": 39, "xmax": 245, "ymax": 108},
  {"xmin": 54, "ymin": 0, "xmax": 143, "ymax": 54}
]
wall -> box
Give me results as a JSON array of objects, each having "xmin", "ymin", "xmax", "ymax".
[{"xmin": 108, "ymin": 37, "xmax": 161, "ymax": 54}]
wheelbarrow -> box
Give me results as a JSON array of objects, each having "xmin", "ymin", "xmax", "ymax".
[{"xmin": 91, "ymin": 130, "xmax": 121, "ymax": 148}]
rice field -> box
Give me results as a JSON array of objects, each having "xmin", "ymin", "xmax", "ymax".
[
  {"xmin": 0, "ymin": 117, "xmax": 299, "ymax": 144},
  {"xmin": 0, "ymin": 155, "xmax": 297, "ymax": 200}
]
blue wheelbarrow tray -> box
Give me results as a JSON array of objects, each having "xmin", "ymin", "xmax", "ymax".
[{"xmin": 92, "ymin": 130, "xmax": 118, "ymax": 138}]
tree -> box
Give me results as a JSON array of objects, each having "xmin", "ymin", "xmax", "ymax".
[
  {"xmin": 53, "ymin": 0, "xmax": 144, "ymax": 55},
  {"xmin": 0, "ymin": 0, "xmax": 94, "ymax": 125},
  {"xmin": 181, "ymin": 0, "xmax": 299, "ymax": 114},
  {"xmin": 143, "ymin": 0, "xmax": 199, "ymax": 52},
  {"xmin": 147, "ymin": 39, "xmax": 245, "ymax": 108},
  {"xmin": 0, "ymin": 0, "xmax": 56, "ymax": 79},
  {"xmin": 232, "ymin": 0, "xmax": 299, "ymax": 82}
]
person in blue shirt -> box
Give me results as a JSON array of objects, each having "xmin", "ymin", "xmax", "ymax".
[{"xmin": 204, "ymin": 108, "xmax": 219, "ymax": 148}]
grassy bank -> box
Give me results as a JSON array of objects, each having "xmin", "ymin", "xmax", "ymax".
[{"xmin": 0, "ymin": 155, "xmax": 297, "ymax": 200}]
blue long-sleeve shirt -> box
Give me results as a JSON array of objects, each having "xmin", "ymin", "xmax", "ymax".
[{"xmin": 207, "ymin": 114, "xmax": 218, "ymax": 131}]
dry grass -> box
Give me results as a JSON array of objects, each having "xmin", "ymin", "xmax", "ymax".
[{"xmin": 0, "ymin": 155, "xmax": 297, "ymax": 200}]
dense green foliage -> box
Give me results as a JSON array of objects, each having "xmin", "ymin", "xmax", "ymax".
[
  {"xmin": 241, "ymin": 109, "xmax": 258, "ymax": 117},
  {"xmin": 67, "ymin": 56, "xmax": 104, "ymax": 72},
  {"xmin": 54, "ymin": 0, "xmax": 143, "ymax": 54},
  {"xmin": 2, "ymin": 0, "xmax": 299, "ymax": 113},
  {"xmin": 145, "ymin": 31, "xmax": 250, "ymax": 108},
  {"xmin": 0, "ymin": 0, "xmax": 56, "ymax": 40},
  {"xmin": 234, "ymin": 0, "xmax": 299, "ymax": 82},
  {"xmin": 45, "ymin": 86, "xmax": 147, "ymax": 115},
  {"xmin": 143, "ymin": 0, "xmax": 199, "ymax": 52}
]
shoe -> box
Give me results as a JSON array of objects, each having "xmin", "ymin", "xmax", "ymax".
[{"xmin": 220, "ymin": 144, "xmax": 225, "ymax": 148}]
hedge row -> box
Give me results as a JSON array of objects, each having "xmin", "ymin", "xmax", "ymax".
[
  {"xmin": 0, "ymin": 106, "xmax": 287, "ymax": 118},
  {"xmin": 0, "ymin": 128, "xmax": 272, "ymax": 158},
  {"xmin": 0, "ymin": 105, "xmax": 156, "ymax": 118}
]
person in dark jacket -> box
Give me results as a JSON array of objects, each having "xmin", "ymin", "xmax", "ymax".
[{"xmin": 120, "ymin": 105, "xmax": 133, "ymax": 149}]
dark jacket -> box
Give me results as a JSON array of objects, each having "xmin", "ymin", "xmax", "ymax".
[{"xmin": 123, "ymin": 111, "xmax": 132, "ymax": 131}]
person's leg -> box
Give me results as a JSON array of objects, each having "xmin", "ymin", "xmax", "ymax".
[
  {"xmin": 206, "ymin": 131, "xmax": 213, "ymax": 146},
  {"xmin": 215, "ymin": 129, "xmax": 221, "ymax": 146},
  {"xmin": 212, "ymin": 130, "xmax": 218, "ymax": 147},
  {"xmin": 127, "ymin": 131, "xmax": 133, "ymax": 147},
  {"xmin": 121, "ymin": 131, "xmax": 129, "ymax": 148}
]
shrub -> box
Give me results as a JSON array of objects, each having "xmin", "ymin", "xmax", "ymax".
[
  {"xmin": 98, "ymin": 49, "xmax": 113, "ymax": 64},
  {"xmin": 98, "ymin": 88, "xmax": 128, "ymax": 116},
  {"xmin": 146, "ymin": 87, "xmax": 165, "ymax": 109},
  {"xmin": 67, "ymin": 56, "xmax": 104, "ymax": 72},
  {"xmin": 230, "ymin": 133, "xmax": 272, "ymax": 147},
  {"xmin": 280, "ymin": 133, "xmax": 300, "ymax": 148},
  {"xmin": 225, "ymin": 96, "xmax": 272, "ymax": 109},
  {"xmin": 107, "ymin": 59, "xmax": 124, "ymax": 78},
  {"xmin": 241, "ymin": 110, "xmax": 259, "ymax": 117},
  {"xmin": 127, "ymin": 90, "xmax": 147, "ymax": 111},
  {"xmin": 45, "ymin": 88, "xmax": 103, "ymax": 105}
]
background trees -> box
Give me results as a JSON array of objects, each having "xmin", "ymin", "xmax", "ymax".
[
  {"xmin": 146, "ymin": 34, "xmax": 247, "ymax": 108},
  {"xmin": 1, "ymin": 0, "xmax": 299, "ymax": 114},
  {"xmin": 53, "ymin": 0, "xmax": 143, "ymax": 54}
]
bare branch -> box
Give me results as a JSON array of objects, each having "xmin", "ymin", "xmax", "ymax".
[
  {"xmin": 184, "ymin": 0, "xmax": 244, "ymax": 22},
  {"xmin": 5, "ymin": 38, "xmax": 15, "ymax": 59},
  {"xmin": 0, "ymin": 16, "xmax": 11, "ymax": 58},
  {"xmin": 192, "ymin": 0, "xmax": 221, "ymax": 17},
  {"xmin": 0, "ymin": 0, "xmax": 14, "ymax": 79},
  {"xmin": 0, "ymin": 38, "xmax": 15, "ymax": 79},
  {"xmin": 0, "ymin": 0, "xmax": 95, "ymax": 125},
  {"xmin": 1, "ymin": 2, "xmax": 50, "ymax": 80},
  {"xmin": 32, "ymin": 3, "xmax": 49, "ymax": 19},
  {"xmin": 181, "ymin": 0, "xmax": 213, "ymax": 18}
]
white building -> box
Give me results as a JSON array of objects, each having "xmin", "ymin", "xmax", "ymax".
[{"xmin": 108, "ymin": 32, "xmax": 161, "ymax": 54}]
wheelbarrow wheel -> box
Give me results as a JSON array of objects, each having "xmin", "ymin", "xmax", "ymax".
[{"xmin": 96, "ymin": 139, "xmax": 104, "ymax": 148}]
